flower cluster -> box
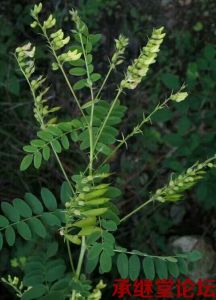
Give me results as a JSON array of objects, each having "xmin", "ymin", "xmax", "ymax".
[
  {"xmin": 70, "ymin": 9, "xmax": 88, "ymax": 35},
  {"xmin": 111, "ymin": 34, "xmax": 129, "ymax": 66},
  {"xmin": 50, "ymin": 29, "xmax": 70, "ymax": 51},
  {"xmin": 121, "ymin": 27, "xmax": 166, "ymax": 89},
  {"xmin": 58, "ymin": 50, "xmax": 82, "ymax": 63},
  {"xmin": 1, "ymin": 275, "xmax": 29, "ymax": 298},
  {"xmin": 50, "ymin": 29, "xmax": 79, "ymax": 71},
  {"xmin": 31, "ymin": 3, "xmax": 56, "ymax": 30},
  {"xmin": 30, "ymin": 4, "xmax": 82, "ymax": 71},
  {"xmin": 15, "ymin": 43, "xmax": 60, "ymax": 125},
  {"xmin": 155, "ymin": 160, "xmax": 215, "ymax": 203},
  {"xmin": 88, "ymin": 280, "xmax": 106, "ymax": 300},
  {"xmin": 30, "ymin": 2, "xmax": 42, "ymax": 26},
  {"xmin": 15, "ymin": 43, "xmax": 35, "ymax": 79},
  {"xmin": 43, "ymin": 14, "xmax": 56, "ymax": 30}
]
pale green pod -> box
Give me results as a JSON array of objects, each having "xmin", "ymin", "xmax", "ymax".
[
  {"xmin": 79, "ymin": 188, "xmax": 108, "ymax": 201},
  {"xmin": 86, "ymin": 198, "xmax": 110, "ymax": 206},
  {"xmin": 92, "ymin": 184, "xmax": 110, "ymax": 190},
  {"xmin": 73, "ymin": 217, "xmax": 97, "ymax": 228},
  {"xmin": 82, "ymin": 207, "xmax": 108, "ymax": 217},
  {"xmin": 64, "ymin": 233, "xmax": 81, "ymax": 245},
  {"xmin": 78, "ymin": 226, "xmax": 101, "ymax": 236}
]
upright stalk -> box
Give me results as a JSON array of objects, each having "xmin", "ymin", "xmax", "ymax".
[
  {"xmin": 75, "ymin": 237, "xmax": 86, "ymax": 278},
  {"xmin": 95, "ymin": 63, "xmax": 114, "ymax": 99},
  {"xmin": 51, "ymin": 147, "xmax": 74, "ymax": 193},
  {"xmin": 71, "ymin": 237, "xmax": 86, "ymax": 300},
  {"xmin": 94, "ymin": 87, "xmax": 123, "ymax": 151},
  {"xmin": 79, "ymin": 33, "xmax": 95, "ymax": 176}
]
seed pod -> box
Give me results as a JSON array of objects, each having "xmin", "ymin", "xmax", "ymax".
[
  {"xmin": 92, "ymin": 184, "xmax": 110, "ymax": 190},
  {"xmin": 86, "ymin": 173, "xmax": 111, "ymax": 181},
  {"xmin": 86, "ymin": 198, "xmax": 110, "ymax": 206},
  {"xmin": 82, "ymin": 207, "xmax": 108, "ymax": 217},
  {"xmin": 166, "ymin": 194, "xmax": 181, "ymax": 201},
  {"xmin": 167, "ymin": 190, "xmax": 175, "ymax": 194},
  {"xmin": 73, "ymin": 217, "xmax": 97, "ymax": 228},
  {"xmin": 78, "ymin": 226, "xmax": 101, "ymax": 236},
  {"xmin": 79, "ymin": 188, "xmax": 108, "ymax": 201},
  {"xmin": 64, "ymin": 233, "xmax": 81, "ymax": 245}
]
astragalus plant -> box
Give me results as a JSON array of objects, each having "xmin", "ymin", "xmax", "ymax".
[{"xmin": 0, "ymin": 3, "xmax": 215, "ymax": 300}]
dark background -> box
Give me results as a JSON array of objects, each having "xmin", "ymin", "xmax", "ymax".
[{"xmin": 1, "ymin": 0, "xmax": 216, "ymax": 299}]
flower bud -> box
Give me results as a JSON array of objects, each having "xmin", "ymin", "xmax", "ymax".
[
  {"xmin": 30, "ymin": 21, "xmax": 38, "ymax": 28},
  {"xmin": 43, "ymin": 15, "xmax": 56, "ymax": 30},
  {"xmin": 121, "ymin": 27, "xmax": 166, "ymax": 90},
  {"xmin": 31, "ymin": 3, "xmax": 42, "ymax": 18},
  {"xmin": 170, "ymin": 91, "xmax": 188, "ymax": 102},
  {"xmin": 111, "ymin": 34, "xmax": 129, "ymax": 66}
]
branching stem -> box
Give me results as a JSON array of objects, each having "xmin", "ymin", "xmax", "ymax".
[
  {"xmin": 100, "ymin": 98, "xmax": 170, "ymax": 167},
  {"xmin": 96, "ymin": 63, "xmax": 114, "ymax": 99},
  {"xmin": 120, "ymin": 197, "xmax": 154, "ymax": 223}
]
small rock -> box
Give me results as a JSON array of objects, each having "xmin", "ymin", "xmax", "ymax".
[{"xmin": 171, "ymin": 236, "xmax": 216, "ymax": 281}]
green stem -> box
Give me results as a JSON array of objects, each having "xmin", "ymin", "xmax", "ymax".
[
  {"xmin": 66, "ymin": 239, "xmax": 75, "ymax": 274},
  {"xmin": 96, "ymin": 63, "xmax": 114, "ymax": 99},
  {"xmin": 94, "ymin": 87, "xmax": 123, "ymax": 151},
  {"xmin": 51, "ymin": 146, "xmax": 74, "ymax": 194},
  {"xmin": 71, "ymin": 237, "xmax": 86, "ymax": 300},
  {"xmin": 79, "ymin": 33, "xmax": 95, "ymax": 176},
  {"xmin": 99, "ymin": 98, "xmax": 169, "ymax": 167},
  {"xmin": 76, "ymin": 237, "xmax": 86, "ymax": 277},
  {"xmin": 120, "ymin": 197, "xmax": 154, "ymax": 223},
  {"xmin": 113, "ymin": 249, "xmax": 185, "ymax": 260}
]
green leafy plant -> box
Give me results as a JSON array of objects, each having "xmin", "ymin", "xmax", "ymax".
[{"xmin": 1, "ymin": 3, "xmax": 216, "ymax": 299}]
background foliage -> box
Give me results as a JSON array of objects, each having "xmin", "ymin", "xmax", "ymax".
[{"xmin": 1, "ymin": 0, "xmax": 216, "ymax": 299}]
